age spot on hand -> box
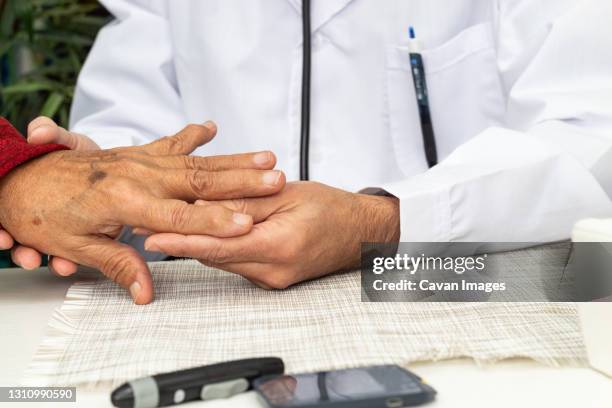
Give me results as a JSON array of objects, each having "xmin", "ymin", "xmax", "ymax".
[{"xmin": 88, "ymin": 170, "xmax": 107, "ymax": 185}]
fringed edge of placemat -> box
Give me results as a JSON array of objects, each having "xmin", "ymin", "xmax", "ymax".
[{"xmin": 21, "ymin": 279, "xmax": 98, "ymax": 386}]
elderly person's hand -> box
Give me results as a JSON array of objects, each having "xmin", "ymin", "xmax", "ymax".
[
  {"xmin": 0, "ymin": 121, "xmax": 285, "ymax": 304},
  {"xmin": 0, "ymin": 117, "xmax": 99, "ymax": 274},
  {"xmin": 0, "ymin": 117, "xmax": 283, "ymax": 277},
  {"xmin": 143, "ymin": 182, "xmax": 399, "ymax": 289}
]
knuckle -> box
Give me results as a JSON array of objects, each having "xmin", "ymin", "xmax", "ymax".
[
  {"xmin": 142, "ymin": 203, "xmax": 157, "ymax": 224},
  {"xmin": 229, "ymin": 199, "xmax": 248, "ymax": 214},
  {"xmin": 101, "ymin": 251, "xmax": 133, "ymax": 283},
  {"xmin": 183, "ymin": 155, "xmax": 199, "ymax": 169},
  {"xmin": 169, "ymin": 202, "xmax": 191, "ymax": 230},
  {"xmin": 229, "ymin": 155, "xmax": 243, "ymax": 168},
  {"xmin": 170, "ymin": 135, "xmax": 186, "ymax": 153},
  {"xmin": 160, "ymin": 135, "xmax": 182, "ymax": 153},
  {"xmin": 188, "ymin": 170, "xmax": 214, "ymax": 194}
]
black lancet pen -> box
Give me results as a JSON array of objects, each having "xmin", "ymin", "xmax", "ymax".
[{"xmin": 111, "ymin": 358, "xmax": 284, "ymax": 408}]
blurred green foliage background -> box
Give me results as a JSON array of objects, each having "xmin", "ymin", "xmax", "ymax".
[{"xmin": 0, "ymin": 0, "xmax": 108, "ymax": 267}]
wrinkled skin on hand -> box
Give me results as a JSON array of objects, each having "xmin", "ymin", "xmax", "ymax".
[
  {"xmin": 0, "ymin": 123, "xmax": 285, "ymax": 304},
  {"xmin": 0, "ymin": 116, "xmax": 100, "ymax": 272}
]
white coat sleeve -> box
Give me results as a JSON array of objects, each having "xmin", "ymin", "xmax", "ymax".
[
  {"xmin": 69, "ymin": 0, "xmax": 186, "ymax": 149},
  {"xmin": 378, "ymin": 0, "xmax": 612, "ymax": 243}
]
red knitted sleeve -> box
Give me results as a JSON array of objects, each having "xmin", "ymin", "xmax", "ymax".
[{"xmin": 0, "ymin": 117, "xmax": 68, "ymax": 178}]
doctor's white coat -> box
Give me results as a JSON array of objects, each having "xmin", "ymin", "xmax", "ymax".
[{"xmin": 70, "ymin": 0, "xmax": 612, "ymax": 243}]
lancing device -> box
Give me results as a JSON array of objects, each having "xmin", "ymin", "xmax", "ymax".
[
  {"xmin": 111, "ymin": 357, "xmax": 284, "ymax": 408},
  {"xmin": 409, "ymin": 26, "xmax": 438, "ymax": 168}
]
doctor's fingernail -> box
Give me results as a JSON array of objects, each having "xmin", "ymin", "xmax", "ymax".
[
  {"xmin": 254, "ymin": 151, "xmax": 272, "ymax": 166},
  {"xmin": 203, "ymin": 121, "xmax": 217, "ymax": 132},
  {"xmin": 129, "ymin": 281, "xmax": 142, "ymax": 302},
  {"xmin": 28, "ymin": 126, "xmax": 49, "ymax": 141},
  {"xmin": 144, "ymin": 241, "xmax": 158, "ymax": 252},
  {"xmin": 263, "ymin": 171, "xmax": 282, "ymax": 186},
  {"xmin": 233, "ymin": 213, "xmax": 252, "ymax": 226}
]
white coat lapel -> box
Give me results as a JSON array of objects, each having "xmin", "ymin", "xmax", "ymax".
[{"xmin": 286, "ymin": 0, "xmax": 355, "ymax": 33}]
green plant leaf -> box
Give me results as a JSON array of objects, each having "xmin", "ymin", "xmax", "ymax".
[
  {"xmin": 34, "ymin": 31, "xmax": 94, "ymax": 46},
  {"xmin": 37, "ymin": 4, "xmax": 99, "ymax": 19},
  {"xmin": 1, "ymin": 81, "xmax": 55, "ymax": 94},
  {"xmin": 39, "ymin": 91, "xmax": 64, "ymax": 117},
  {"xmin": 1, "ymin": 0, "xmax": 107, "ymax": 130}
]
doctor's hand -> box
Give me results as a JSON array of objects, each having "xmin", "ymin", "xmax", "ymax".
[
  {"xmin": 143, "ymin": 182, "xmax": 400, "ymax": 289},
  {"xmin": 0, "ymin": 122, "xmax": 285, "ymax": 303}
]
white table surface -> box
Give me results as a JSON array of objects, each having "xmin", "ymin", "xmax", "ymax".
[{"xmin": 1, "ymin": 267, "xmax": 611, "ymax": 408}]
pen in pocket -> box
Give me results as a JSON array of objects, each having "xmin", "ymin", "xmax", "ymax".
[{"xmin": 409, "ymin": 26, "xmax": 438, "ymax": 168}]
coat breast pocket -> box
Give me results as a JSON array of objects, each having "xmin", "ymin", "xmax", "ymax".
[{"xmin": 385, "ymin": 22, "xmax": 506, "ymax": 175}]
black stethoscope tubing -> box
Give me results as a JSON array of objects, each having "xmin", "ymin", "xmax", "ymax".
[{"xmin": 300, "ymin": 0, "xmax": 312, "ymax": 181}]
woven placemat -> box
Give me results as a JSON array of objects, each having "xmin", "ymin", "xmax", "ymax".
[{"xmin": 23, "ymin": 260, "xmax": 587, "ymax": 387}]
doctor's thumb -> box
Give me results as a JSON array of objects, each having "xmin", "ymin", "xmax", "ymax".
[{"xmin": 28, "ymin": 123, "xmax": 99, "ymax": 151}]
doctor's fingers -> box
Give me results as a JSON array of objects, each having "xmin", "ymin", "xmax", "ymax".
[
  {"xmin": 74, "ymin": 237, "xmax": 154, "ymax": 304},
  {"xmin": 27, "ymin": 116, "xmax": 99, "ymax": 151},
  {"xmin": 4, "ymin": 232, "xmax": 77, "ymax": 274},
  {"xmin": 141, "ymin": 122, "xmax": 217, "ymax": 156},
  {"xmin": 119, "ymin": 199, "xmax": 254, "ymax": 238},
  {"xmin": 144, "ymin": 232, "xmax": 274, "ymax": 264},
  {"xmin": 196, "ymin": 197, "xmax": 278, "ymax": 224},
  {"xmin": 11, "ymin": 246, "xmax": 43, "ymax": 270},
  {"xmin": 154, "ymin": 151, "xmax": 277, "ymax": 172},
  {"xmin": 0, "ymin": 228, "xmax": 14, "ymax": 249},
  {"xmin": 48, "ymin": 256, "xmax": 79, "ymax": 277},
  {"xmin": 156, "ymin": 169, "xmax": 286, "ymax": 202}
]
